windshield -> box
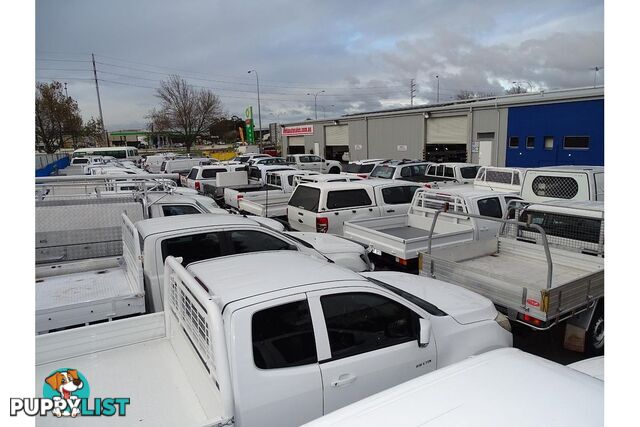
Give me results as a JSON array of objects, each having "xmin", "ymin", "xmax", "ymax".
[
  {"xmin": 366, "ymin": 277, "xmax": 447, "ymax": 316},
  {"xmin": 370, "ymin": 165, "xmax": 396, "ymax": 179}
]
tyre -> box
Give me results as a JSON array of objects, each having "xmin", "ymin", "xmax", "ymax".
[
  {"xmin": 585, "ymin": 302, "xmax": 604, "ymax": 355},
  {"xmin": 329, "ymin": 167, "xmax": 340, "ymax": 174}
]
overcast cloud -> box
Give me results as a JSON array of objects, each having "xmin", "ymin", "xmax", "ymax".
[{"xmin": 36, "ymin": 0, "xmax": 604, "ymax": 130}]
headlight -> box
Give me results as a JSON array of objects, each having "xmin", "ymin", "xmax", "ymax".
[{"xmin": 495, "ymin": 312, "xmax": 512, "ymax": 332}]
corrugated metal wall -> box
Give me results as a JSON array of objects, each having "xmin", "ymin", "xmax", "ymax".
[
  {"xmin": 367, "ymin": 115, "xmax": 424, "ymax": 160},
  {"xmin": 324, "ymin": 125, "xmax": 349, "ymax": 146},
  {"xmin": 426, "ymin": 116, "xmax": 468, "ymax": 144}
]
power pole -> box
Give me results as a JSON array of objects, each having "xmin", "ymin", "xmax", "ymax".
[
  {"xmin": 64, "ymin": 82, "xmax": 68, "ymax": 98},
  {"xmin": 91, "ymin": 53, "xmax": 109, "ymax": 147},
  {"xmin": 410, "ymin": 79, "xmax": 416, "ymax": 106},
  {"xmin": 435, "ymin": 75, "xmax": 440, "ymax": 103},
  {"xmin": 591, "ymin": 66, "xmax": 603, "ymax": 87}
]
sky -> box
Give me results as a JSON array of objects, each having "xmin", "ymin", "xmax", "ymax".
[{"xmin": 36, "ymin": 0, "xmax": 604, "ymax": 131}]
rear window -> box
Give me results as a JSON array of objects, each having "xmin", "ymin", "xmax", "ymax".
[
  {"xmin": 187, "ymin": 168, "xmax": 198, "ymax": 180},
  {"xmin": 531, "ymin": 176, "xmax": 579, "ymax": 199},
  {"xmin": 73, "ymin": 158, "xmax": 89, "ymax": 164},
  {"xmin": 160, "ymin": 161, "xmax": 167, "ymax": 172},
  {"xmin": 370, "ymin": 165, "xmax": 396, "ymax": 179},
  {"xmin": 382, "ymin": 186, "xmax": 419, "ymax": 205},
  {"xmin": 202, "ymin": 168, "xmax": 227, "ymax": 179},
  {"xmin": 326, "ymin": 189, "xmax": 372, "ymax": 209},
  {"xmin": 476, "ymin": 197, "xmax": 503, "ymax": 218},
  {"xmin": 460, "ymin": 166, "xmax": 480, "ymax": 179},
  {"xmin": 288, "ymin": 186, "xmax": 321, "ymax": 212},
  {"xmin": 521, "ymin": 211, "xmax": 602, "ymax": 244},
  {"xmin": 345, "ymin": 163, "xmax": 375, "ymax": 174}
]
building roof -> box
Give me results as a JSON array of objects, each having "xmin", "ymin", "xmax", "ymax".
[{"xmin": 187, "ymin": 252, "xmax": 363, "ymax": 307}]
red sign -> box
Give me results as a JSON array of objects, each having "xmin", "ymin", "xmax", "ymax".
[
  {"xmin": 526, "ymin": 299, "xmax": 540, "ymax": 307},
  {"xmin": 283, "ymin": 125, "xmax": 314, "ymax": 136}
]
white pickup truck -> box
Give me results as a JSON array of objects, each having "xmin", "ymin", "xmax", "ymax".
[
  {"xmin": 303, "ymin": 348, "xmax": 603, "ymax": 427},
  {"xmin": 521, "ymin": 166, "xmax": 604, "ymax": 203},
  {"xmin": 419, "ymin": 212, "xmax": 604, "ymax": 354},
  {"xmin": 288, "ymin": 180, "xmax": 422, "ymax": 235},
  {"xmin": 424, "ymin": 162, "xmax": 481, "ymax": 184},
  {"xmin": 36, "ymin": 213, "xmax": 375, "ymax": 334},
  {"xmin": 36, "ymin": 251, "xmax": 511, "ymax": 426},
  {"xmin": 286, "ymin": 154, "xmax": 342, "ymax": 173},
  {"xmin": 343, "ymin": 187, "xmax": 520, "ymax": 267},
  {"xmin": 184, "ymin": 164, "xmax": 248, "ymax": 192},
  {"xmin": 473, "ymin": 166, "xmax": 526, "ymax": 193}
]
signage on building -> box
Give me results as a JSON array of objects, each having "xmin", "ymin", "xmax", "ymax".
[
  {"xmin": 283, "ymin": 125, "xmax": 314, "ymax": 136},
  {"xmin": 244, "ymin": 106, "xmax": 255, "ymax": 143},
  {"xmin": 354, "ymin": 144, "xmax": 363, "ymax": 150},
  {"xmin": 471, "ymin": 141, "xmax": 480, "ymax": 153},
  {"xmin": 397, "ymin": 145, "xmax": 408, "ymax": 152}
]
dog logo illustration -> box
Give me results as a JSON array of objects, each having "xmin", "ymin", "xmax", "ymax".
[{"xmin": 43, "ymin": 369, "xmax": 90, "ymax": 418}]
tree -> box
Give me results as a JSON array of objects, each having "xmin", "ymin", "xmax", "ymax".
[
  {"xmin": 209, "ymin": 116, "xmax": 245, "ymax": 143},
  {"xmin": 35, "ymin": 81, "xmax": 83, "ymax": 153},
  {"xmin": 148, "ymin": 75, "xmax": 223, "ymax": 152},
  {"xmin": 82, "ymin": 117, "xmax": 105, "ymax": 147},
  {"xmin": 505, "ymin": 85, "xmax": 528, "ymax": 95},
  {"xmin": 455, "ymin": 90, "xmax": 496, "ymax": 100}
]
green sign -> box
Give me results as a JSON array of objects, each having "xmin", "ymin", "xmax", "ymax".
[{"xmin": 244, "ymin": 106, "xmax": 255, "ymax": 143}]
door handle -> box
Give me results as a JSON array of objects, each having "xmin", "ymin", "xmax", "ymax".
[
  {"xmin": 298, "ymin": 219, "xmax": 303, "ymax": 223},
  {"xmin": 387, "ymin": 209, "xmax": 395, "ymax": 213},
  {"xmin": 331, "ymin": 373, "xmax": 357, "ymax": 388},
  {"xmin": 298, "ymin": 212, "xmax": 304, "ymax": 216},
  {"xmin": 480, "ymin": 226, "xmax": 489, "ymax": 231}
]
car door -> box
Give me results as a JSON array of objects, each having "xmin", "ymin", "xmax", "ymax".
[
  {"xmin": 307, "ymin": 288, "xmax": 437, "ymax": 413},
  {"xmin": 475, "ymin": 196, "xmax": 504, "ymax": 240},
  {"xmin": 308, "ymin": 155, "xmax": 324, "ymax": 172},
  {"xmin": 230, "ymin": 295, "xmax": 324, "ymax": 427}
]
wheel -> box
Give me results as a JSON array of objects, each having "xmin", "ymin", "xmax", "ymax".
[
  {"xmin": 329, "ymin": 167, "xmax": 340, "ymax": 174},
  {"xmin": 585, "ymin": 303, "xmax": 604, "ymax": 355}
]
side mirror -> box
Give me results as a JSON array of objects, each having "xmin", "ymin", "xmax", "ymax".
[{"xmin": 419, "ymin": 317, "xmax": 431, "ymax": 347}]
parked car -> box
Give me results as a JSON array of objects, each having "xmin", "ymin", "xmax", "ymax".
[
  {"xmin": 287, "ymin": 180, "xmax": 421, "ymax": 235},
  {"xmin": 342, "ymin": 159, "xmax": 390, "ymax": 178},
  {"xmin": 185, "ymin": 164, "xmax": 247, "ymax": 192},
  {"xmin": 303, "ymin": 348, "xmax": 603, "ymax": 427},
  {"xmin": 369, "ymin": 160, "xmax": 430, "ymax": 182},
  {"xmin": 247, "ymin": 156, "xmax": 289, "ymax": 166},
  {"xmin": 36, "ymin": 251, "xmax": 511, "ymax": 426},
  {"xmin": 520, "ymin": 166, "xmax": 604, "ymax": 203},
  {"xmin": 286, "ymin": 154, "xmax": 342, "ymax": 173},
  {"xmin": 160, "ymin": 157, "xmax": 213, "ymax": 176},
  {"xmin": 343, "ymin": 186, "xmax": 520, "ymax": 267},
  {"xmin": 424, "ymin": 162, "xmax": 481, "ymax": 184}
]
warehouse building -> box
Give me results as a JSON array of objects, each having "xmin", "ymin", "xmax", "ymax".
[{"xmin": 280, "ymin": 86, "xmax": 603, "ymax": 167}]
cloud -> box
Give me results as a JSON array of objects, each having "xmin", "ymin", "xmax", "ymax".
[{"xmin": 36, "ymin": 0, "xmax": 603, "ymax": 128}]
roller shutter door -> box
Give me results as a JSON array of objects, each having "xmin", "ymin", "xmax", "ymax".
[
  {"xmin": 426, "ymin": 116, "xmax": 468, "ymax": 145},
  {"xmin": 325, "ymin": 125, "xmax": 349, "ymax": 146},
  {"xmin": 288, "ymin": 136, "xmax": 305, "ymax": 146}
]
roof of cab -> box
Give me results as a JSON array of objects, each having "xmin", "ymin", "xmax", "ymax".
[
  {"xmin": 533, "ymin": 165, "xmax": 604, "ymax": 172},
  {"xmin": 304, "ymin": 348, "xmax": 603, "ymax": 427},
  {"xmin": 187, "ymin": 251, "xmax": 363, "ymax": 307},
  {"xmin": 135, "ymin": 213, "xmax": 261, "ymax": 238},
  {"xmin": 297, "ymin": 179, "xmax": 418, "ymax": 190},
  {"xmin": 422, "ymin": 185, "xmax": 515, "ymax": 198}
]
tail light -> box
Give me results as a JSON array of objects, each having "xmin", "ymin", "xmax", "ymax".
[
  {"xmin": 316, "ymin": 217, "xmax": 329, "ymax": 233},
  {"xmin": 395, "ymin": 257, "xmax": 408, "ymax": 266},
  {"xmin": 237, "ymin": 194, "xmax": 244, "ymax": 201},
  {"xmin": 520, "ymin": 313, "xmax": 543, "ymax": 328},
  {"xmin": 423, "ymin": 183, "xmax": 432, "ymax": 188},
  {"xmin": 357, "ymin": 174, "xmax": 368, "ymax": 178},
  {"xmin": 195, "ymin": 181, "xmax": 201, "ymax": 191}
]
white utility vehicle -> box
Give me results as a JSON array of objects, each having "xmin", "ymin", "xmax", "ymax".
[
  {"xmin": 36, "ymin": 251, "xmax": 511, "ymax": 426},
  {"xmin": 185, "ymin": 164, "xmax": 248, "ymax": 192},
  {"xmin": 303, "ymin": 348, "xmax": 603, "ymax": 427},
  {"xmin": 235, "ymin": 170, "xmax": 320, "ymax": 217},
  {"xmin": 423, "ymin": 162, "xmax": 481, "ymax": 184},
  {"xmin": 343, "ymin": 187, "xmax": 520, "ymax": 267},
  {"xmin": 286, "ymin": 154, "xmax": 343, "ymax": 173},
  {"xmin": 419, "ymin": 212, "xmax": 604, "ymax": 354},
  {"xmin": 473, "ymin": 166, "xmax": 526, "ymax": 193},
  {"xmin": 369, "ymin": 160, "xmax": 430, "ymax": 182},
  {"xmin": 35, "ymin": 214, "xmax": 374, "ymax": 333},
  {"xmin": 521, "ymin": 166, "xmax": 604, "ymax": 203},
  {"xmin": 287, "ymin": 180, "xmax": 422, "ymax": 235},
  {"xmin": 342, "ymin": 159, "xmax": 390, "ymax": 178},
  {"xmin": 143, "ymin": 152, "xmax": 179, "ymax": 173},
  {"xmin": 223, "ymin": 166, "xmax": 298, "ymax": 209},
  {"xmin": 160, "ymin": 157, "xmax": 213, "ymax": 177}
]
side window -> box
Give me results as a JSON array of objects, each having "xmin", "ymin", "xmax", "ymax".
[
  {"xmin": 382, "ymin": 186, "xmax": 417, "ymax": 205},
  {"xmin": 427, "ymin": 165, "xmax": 437, "ymax": 175},
  {"xmin": 187, "ymin": 168, "xmax": 198, "ymax": 180},
  {"xmin": 160, "ymin": 232, "xmax": 223, "ymax": 265},
  {"xmin": 476, "ymin": 197, "xmax": 503, "ymax": 218},
  {"xmin": 400, "ymin": 167, "xmax": 411, "ymax": 178},
  {"xmin": 436, "ymin": 165, "xmax": 444, "ymax": 176},
  {"xmin": 299, "ymin": 156, "xmax": 310, "ymax": 163},
  {"xmin": 444, "ymin": 167, "xmax": 454, "ymax": 178},
  {"xmin": 161, "ymin": 205, "xmax": 202, "ymax": 216},
  {"xmin": 326, "ymin": 189, "xmax": 372, "ymax": 209},
  {"xmin": 504, "ymin": 196, "xmax": 522, "ymax": 219},
  {"xmin": 310, "ymin": 156, "xmax": 322, "ymax": 162},
  {"xmin": 252, "ymin": 300, "xmax": 318, "ymax": 369},
  {"xmin": 228, "ymin": 230, "xmax": 296, "ymax": 254},
  {"xmin": 320, "ymin": 292, "xmax": 419, "ymax": 360}
]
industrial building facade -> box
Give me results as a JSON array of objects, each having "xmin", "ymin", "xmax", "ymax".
[{"xmin": 280, "ymin": 87, "xmax": 604, "ymax": 168}]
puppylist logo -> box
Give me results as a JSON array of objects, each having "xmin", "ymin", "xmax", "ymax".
[{"xmin": 9, "ymin": 368, "xmax": 130, "ymax": 418}]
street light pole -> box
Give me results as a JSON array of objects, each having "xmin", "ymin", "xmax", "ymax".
[
  {"xmin": 307, "ymin": 90, "xmax": 325, "ymax": 120},
  {"xmin": 248, "ymin": 70, "xmax": 262, "ymax": 143},
  {"xmin": 435, "ymin": 75, "xmax": 440, "ymax": 103}
]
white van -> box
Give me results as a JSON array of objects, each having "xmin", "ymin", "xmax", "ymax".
[
  {"xmin": 160, "ymin": 157, "xmax": 213, "ymax": 175},
  {"xmin": 287, "ymin": 180, "xmax": 421, "ymax": 235},
  {"xmin": 521, "ymin": 166, "xmax": 604, "ymax": 203}
]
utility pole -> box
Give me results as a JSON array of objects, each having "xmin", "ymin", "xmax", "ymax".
[
  {"xmin": 64, "ymin": 82, "xmax": 68, "ymax": 98},
  {"xmin": 91, "ymin": 53, "xmax": 109, "ymax": 147},
  {"xmin": 435, "ymin": 75, "xmax": 440, "ymax": 103},
  {"xmin": 307, "ymin": 90, "xmax": 325, "ymax": 120},
  {"xmin": 591, "ymin": 66, "xmax": 603, "ymax": 87},
  {"xmin": 410, "ymin": 79, "xmax": 416, "ymax": 106}
]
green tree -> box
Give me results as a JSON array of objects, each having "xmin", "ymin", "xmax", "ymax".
[
  {"xmin": 148, "ymin": 75, "xmax": 223, "ymax": 152},
  {"xmin": 35, "ymin": 81, "xmax": 83, "ymax": 153}
]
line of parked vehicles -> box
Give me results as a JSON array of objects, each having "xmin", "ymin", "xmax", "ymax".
[{"xmin": 33, "ymin": 149, "xmax": 604, "ymax": 426}]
